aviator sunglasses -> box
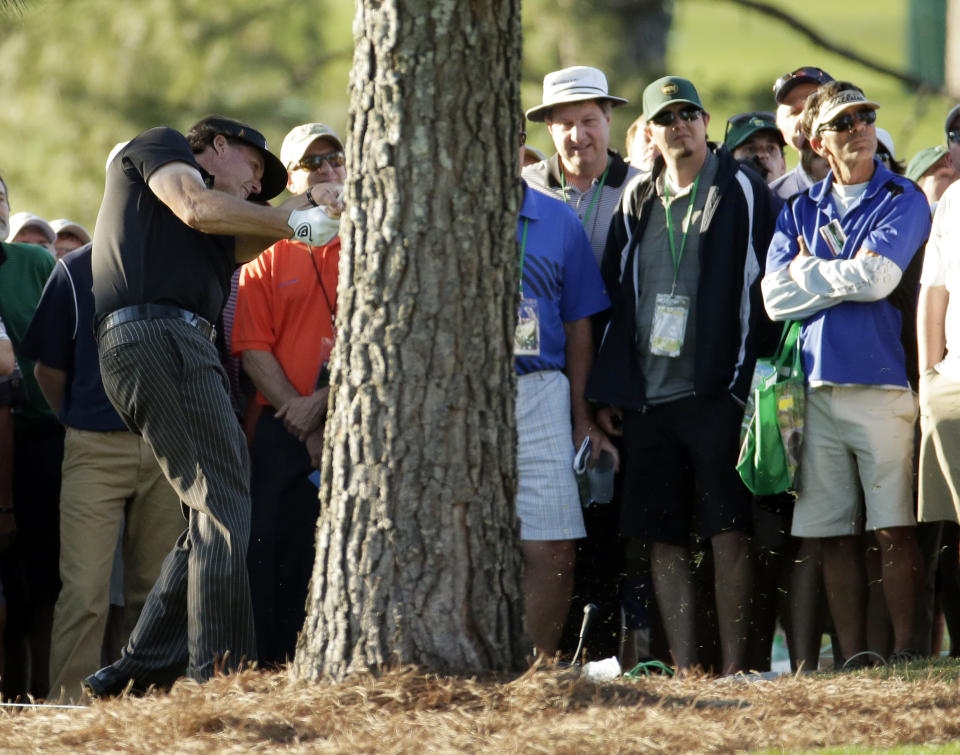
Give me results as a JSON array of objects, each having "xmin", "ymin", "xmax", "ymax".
[
  {"xmin": 818, "ymin": 108, "xmax": 877, "ymax": 134},
  {"xmin": 296, "ymin": 151, "xmax": 346, "ymax": 171},
  {"xmin": 649, "ymin": 106, "xmax": 703, "ymax": 127}
]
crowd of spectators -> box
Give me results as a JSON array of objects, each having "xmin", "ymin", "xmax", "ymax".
[{"xmin": 0, "ymin": 62, "xmax": 959, "ymax": 701}]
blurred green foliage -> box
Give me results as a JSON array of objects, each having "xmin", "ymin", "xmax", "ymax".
[{"xmin": 0, "ymin": 0, "xmax": 951, "ymax": 231}]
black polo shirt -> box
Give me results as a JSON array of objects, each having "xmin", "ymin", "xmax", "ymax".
[{"xmin": 92, "ymin": 126, "xmax": 236, "ymax": 324}]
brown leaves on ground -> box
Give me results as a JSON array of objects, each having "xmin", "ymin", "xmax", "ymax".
[{"xmin": 2, "ymin": 664, "xmax": 960, "ymax": 753}]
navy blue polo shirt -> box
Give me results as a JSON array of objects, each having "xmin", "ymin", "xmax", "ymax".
[{"xmin": 19, "ymin": 245, "xmax": 126, "ymax": 431}]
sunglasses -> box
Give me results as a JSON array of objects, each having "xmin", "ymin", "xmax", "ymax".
[
  {"xmin": 519, "ymin": 131, "xmax": 527, "ymax": 146},
  {"xmin": 819, "ymin": 108, "xmax": 876, "ymax": 134},
  {"xmin": 650, "ymin": 106, "xmax": 703, "ymax": 127},
  {"xmin": 948, "ymin": 130, "xmax": 960, "ymax": 145},
  {"xmin": 724, "ymin": 111, "xmax": 776, "ymax": 141},
  {"xmin": 773, "ymin": 67, "xmax": 831, "ymax": 97},
  {"xmin": 296, "ymin": 151, "xmax": 345, "ymax": 172}
]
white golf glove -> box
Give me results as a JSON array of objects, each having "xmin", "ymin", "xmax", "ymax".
[{"xmin": 288, "ymin": 206, "xmax": 340, "ymax": 247}]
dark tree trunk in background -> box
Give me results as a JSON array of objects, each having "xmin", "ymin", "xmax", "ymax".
[{"xmin": 292, "ymin": 0, "xmax": 527, "ymax": 681}]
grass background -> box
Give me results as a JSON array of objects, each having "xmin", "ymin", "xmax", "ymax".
[{"xmin": 529, "ymin": 0, "xmax": 953, "ymax": 168}]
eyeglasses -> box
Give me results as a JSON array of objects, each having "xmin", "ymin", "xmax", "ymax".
[
  {"xmin": 948, "ymin": 130, "xmax": 960, "ymax": 144},
  {"xmin": 819, "ymin": 108, "xmax": 877, "ymax": 134},
  {"xmin": 295, "ymin": 151, "xmax": 345, "ymax": 172},
  {"xmin": 649, "ymin": 106, "xmax": 703, "ymax": 127},
  {"xmin": 724, "ymin": 111, "xmax": 776, "ymax": 141},
  {"xmin": 773, "ymin": 67, "xmax": 831, "ymax": 98}
]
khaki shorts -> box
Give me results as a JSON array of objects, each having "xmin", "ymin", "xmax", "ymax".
[
  {"xmin": 791, "ymin": 385, "xmax": 917, "ymax": 537},
  {"xmin": 919, "ymin": 367, "xmax": 960, "ymax": 524}
]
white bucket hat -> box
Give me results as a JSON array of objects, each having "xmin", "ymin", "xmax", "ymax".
[{"xmin": 525, "ymin": 66, "xmax": 627, "ymax": 123}]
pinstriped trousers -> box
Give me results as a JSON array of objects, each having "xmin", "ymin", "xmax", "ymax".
[{"xmin": 97, "ymin": 317, "xmax": 256, "ymax": 682}]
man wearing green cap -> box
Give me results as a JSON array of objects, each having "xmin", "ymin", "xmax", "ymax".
[
  {"xmin": 907, "ymin": 145, "xmax": 957, "ymax": 208},
  {"xmin": 587, "ymin": 75, "xmax": 779, "ymax": 674},
  {"xmin": 724, "ymin": 112, "xmax": 786, "ymax": 184}
]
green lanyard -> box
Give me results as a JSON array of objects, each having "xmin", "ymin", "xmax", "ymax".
[
  {"xmin": 560, "ymin": 162, "xmax": 610, "ymax": 229},
  {"xmin": 517, "ymin": 218, "xmax": 529, "ymax": 296},
  {"xmin": 664, "ymin": 173, "xmax": 701, "ymax": 288}
]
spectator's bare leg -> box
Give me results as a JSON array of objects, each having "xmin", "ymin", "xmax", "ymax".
[
  {"xmin": 788, "ymin": 538, "xmax": 823, "ymax": 670},
  {"xmin": 650, "ymin": 541, "xmax": 696, "ymax": 671},
  {"xmin": 821, "ymin": 535, "xmax": 867, "ymax": 660},
  {"xmin": 521, "ymin": 540, "xmax": 575, "ymax": 659},
  {"xmin": 711, "ymin": 530, "xmax": 752, "ymax": 675},
  {"xmin": 874, "ymin": 526, "xmax": 921, "ymax": 652}
]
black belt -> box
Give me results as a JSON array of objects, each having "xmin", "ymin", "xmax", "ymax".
[{"xmin": 97, "ymin": 304, "xmax": 216, "ymax": 342}]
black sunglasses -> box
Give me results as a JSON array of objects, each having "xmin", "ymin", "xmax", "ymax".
[
  {"xmin": 724, "ymin": 111, "xmax": 776, "ymax": 140},
  {"xmin": 296, "ymin": 151, "xmax": 345, "ymax": 171},
  {"xmin": 650, "ymin": 106, "xmax": 703, "ymax": 127},
  {"xmin": 773, "ymin": 67, "xmax": 831, "ymax": 97},
  {"xmin": 948, "ymin": 130, "xmax": 960, "ymax": 145},
  {"xmin": 819, "ymin": 108, "xmax": 877, "ymax": 134}
]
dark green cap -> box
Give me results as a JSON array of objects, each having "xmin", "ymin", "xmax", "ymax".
[
  {"xmin": 906, "ymin": 145, "xmax": 949, "ymax": 183},
  {"xmin": 725, "ymin": 114, "xmax": 784, "ymax": 152},
  {"xmin": 642, "ymin": 76, "xmax": 703, "ymax": 120}
]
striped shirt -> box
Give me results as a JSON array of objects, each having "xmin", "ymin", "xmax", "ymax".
[{"xmin": 523, "ymin": 151, "xmax": 640, "ymax": 266}]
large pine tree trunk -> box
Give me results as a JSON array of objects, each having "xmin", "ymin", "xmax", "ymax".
[{"xmin": 292, "ymin": 0, "xmax": 527, "ymax": 680}]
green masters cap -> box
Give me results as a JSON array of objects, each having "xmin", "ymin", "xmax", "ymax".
[
  {"xmin": 642, "ymin": 76, "xmax": 703, "ymax": 120},
  {"xmin": 724, "ymin": 113, "xmax": 784, "ymax": 152},
  {"xmin": 906, "ymin": 145, "xmax": 949, "ymax": 183}
]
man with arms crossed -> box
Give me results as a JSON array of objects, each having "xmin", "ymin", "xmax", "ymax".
[{"xmin": 763, "ymin": 83, "xmax": 929, "ymax": 666}]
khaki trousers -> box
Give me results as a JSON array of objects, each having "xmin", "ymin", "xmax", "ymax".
[{"xmin": 49, "ymin": 428, "xmax": 183, "ymax": 701}]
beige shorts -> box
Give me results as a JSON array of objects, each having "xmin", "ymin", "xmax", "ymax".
[
  {"xmin": 791, "ymin": 385, "xmax": 917, "ymax": 537},
  {"xmin": 918, "ymin": 367, "xmax": 960, "ymax": 524}
]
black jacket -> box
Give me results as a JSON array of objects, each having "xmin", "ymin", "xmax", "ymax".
[{"xmin": 586, "ymin": 146, "xmax": 779, "ymax": 410}]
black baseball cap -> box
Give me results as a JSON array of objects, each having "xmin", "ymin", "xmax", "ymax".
[
  {"xmin": 189, "ymin": 115, "xmax": 288, "ymax": 202},
  {"xmin": 772, "ymin": 66, "xmax": 834, "ymax": 105}
]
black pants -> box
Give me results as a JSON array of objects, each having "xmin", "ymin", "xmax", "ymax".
[{"xmin": 247, "ymin": 411, "xmax": 320, "ymax": 666}]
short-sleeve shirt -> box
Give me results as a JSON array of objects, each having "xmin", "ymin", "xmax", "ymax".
[
  {"xmin": 766, "ymin": 160, "xmax": 931, "ymax": 387},
  {"xmin": 92, "ymin": 126, "xmax": 237, "ymax": 324},
  {"xmin": 0, "ymin": 241, "xmax": 57, "ymax": 426},
  {"xmin": 19, "ymin": 245, "xmax": 126, "ymax": 431},
  {"xmin": 515, "ymin": 183, "xmax": 610, "ymax": 376},
  {"xmin": 232, "ymin": 237, "xmax": 340, "ymax": 405}
]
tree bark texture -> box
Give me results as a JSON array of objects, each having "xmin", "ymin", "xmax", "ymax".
[{"xmin": 292, "ymin": 0, "xmax": 527, "ymax": 680}]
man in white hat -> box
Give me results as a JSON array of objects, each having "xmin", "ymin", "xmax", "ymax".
[
  {"xmin": 7, "ymin": 212, "xmax": 56, "ymax": 256},
  {"xmin": 763, "ymin": 81, "xmax": 930, "ymax": 667},
  {"xmin": 49, "ymin": 219, "xmax": 91, "ymax": 260},
  {"xmin": 523, "ymin": 67, "xmax": 639, "ymax": 659},
  {"xmin": 231, "ymin": 122, "xmax": 344, "ymax": 666},
  {"xmin": 523, "ymin": 66, "xmax": 639, "ymax": 264}
]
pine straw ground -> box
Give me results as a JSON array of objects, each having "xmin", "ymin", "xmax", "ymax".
[{"xmin": 3, "ymin": 663, "xmax": 960, "ymax": 753}]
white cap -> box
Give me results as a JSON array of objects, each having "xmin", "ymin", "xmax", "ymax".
[
  {"xmin": 525, "ymin": 66, "xmax": 627, "ymax": 122},
  {"xmin": 6, "ymin": 212, "xmax": 55, "ymax": 244},
  {"xmin": 280, "ymin": 123, "xmax": 344, "ymax": 170},
  {"xmin": 811, "ymin": 90, "xmax": 881, "ymax": 135},
  {"xmin": 50, "ymin": 218, "xmax": 92, "ymax": 245},
  {"xmin": 875, "ymin": 127, "xmax": 895, "ymax": 158}
]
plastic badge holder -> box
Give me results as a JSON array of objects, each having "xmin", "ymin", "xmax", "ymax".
[{"xmin": 587, "ymin": 451, "xmax": 615, "ymax": 504}]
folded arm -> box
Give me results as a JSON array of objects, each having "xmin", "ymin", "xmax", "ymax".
[{"xmin": 763, "ymin": 241, "xmax": 903, "ymax": 321}]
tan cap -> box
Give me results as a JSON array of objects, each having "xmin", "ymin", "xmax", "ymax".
[
  {"xmin": 280, "ymin": 123, "xmax": 344, "ymax": 170},
  {"xmin": 525, "ymin": 66, "xmax": 627, "ymax": 122},
  {"xmin": 50, "ymin": 218, "xmax": 92, "ymax": 245},
  {"xmin": 6, "ymin": 212, "xmax": 55, "ymax": 244}
]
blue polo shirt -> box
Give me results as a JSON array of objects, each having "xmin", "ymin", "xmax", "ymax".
[
  {"xmin": 515, "ymin": 182, "xmax": 610, "ymax": 376},
  {"xmin": 19, "ymin": 245, "xmax": 127, "ymax": 431},
  {"xmin": 766, "ymin": 160, "xmax": 931, "ymax": 387}
]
